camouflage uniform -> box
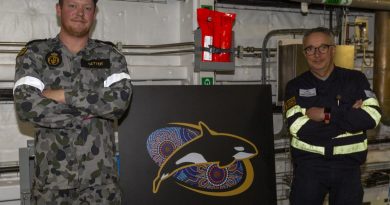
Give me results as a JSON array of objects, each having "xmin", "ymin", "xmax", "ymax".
[
  {"xmin": 13, "ymin": 36, "xmax": 132, "ymax": 204},
  {"xmin": 32, "ymin": 183, "xmax": 121, "ymax": 205}
]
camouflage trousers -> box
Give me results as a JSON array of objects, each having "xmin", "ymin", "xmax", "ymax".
[{"xmin": 31, "ymin": 183, "xmax": 121, "ymax": 205}]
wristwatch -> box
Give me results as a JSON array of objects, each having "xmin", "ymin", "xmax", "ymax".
[{"xmin": 324, "ymin": 107, "xmax": 331, "ymax": 124}]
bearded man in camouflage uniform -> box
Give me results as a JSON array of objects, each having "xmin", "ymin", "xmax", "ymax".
[{"xmin": 13, "ymin": 0, "xmax": 132, "ymax": 204}]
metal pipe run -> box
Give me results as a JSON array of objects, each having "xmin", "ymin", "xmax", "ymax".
[
  {"xmin": 0, "ymin": 42, "xmax": 25, "ymax": 47},
  {"xmin": 374, "ymin": 11, "xmax": 390, "ymax": 125},
  {"xmin": 122, "ymin": 49, "xmax": 194, "ymax": 56},
  {"xmin": 121, "ymin": 42, "xmax": 194, "ymax": 49},
  {"xmin": 0, "ymin": 50, "xmax": 18, "ymax": 54},
  {"xmin": 261, "ymin": 28, "xmax": 310, "ymax": 84},
  {"xmin": 0, "ymin": 43, "xmax": 275, "ymax": 57},
  {"xmin": 0, "ymin": 41, "xmax": 194, "ymax": 49},
  {"xmin": 290, "ymin": 0, "xmax": 390, "ymax": 10}
]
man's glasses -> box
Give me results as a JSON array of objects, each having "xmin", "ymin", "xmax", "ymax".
[{"xmin": 303, "ymin": 44, "xmax": 334, "ymax": 56}]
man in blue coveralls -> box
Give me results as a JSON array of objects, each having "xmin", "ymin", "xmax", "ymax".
[{"xmin": 285, "ymin": 27, "xmax": 381, "ymax": 205}]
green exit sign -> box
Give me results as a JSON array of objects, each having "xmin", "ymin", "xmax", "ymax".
[{"xmin": 201, "ymin": 77, "xmax": 214, "ymax": 85}]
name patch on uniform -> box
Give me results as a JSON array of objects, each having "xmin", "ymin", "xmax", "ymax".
[
  {"xmin": 299, "ymin": 88, "xmax": 316, "ymax": 97},
  {"xmin": 285, "ymin": 96, "xmax": 296, "ymax": 111},
  {"xmin": 365, "ymin": 90, "xmax": 377, "ymax": 99},
  {"xmin": 81, "ymin": 59, "xmax": 110, "ymax": 69},
  {"xmin": 46, "ymin": 51, "xmax": 62, "ymax": 67}
]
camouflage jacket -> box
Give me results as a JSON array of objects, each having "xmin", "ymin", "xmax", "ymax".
[{"xmin": 13, "ymin": 36, "xmax": 132, "ymax": 190}]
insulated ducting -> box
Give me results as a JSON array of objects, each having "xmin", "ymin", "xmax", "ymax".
[
  {"xmin": 290, "ymin": 0, "xmax": 390, "ymax": 10},
  {"xmin": 374, "ymin": 12, "xmax": 390, "ymax": 125}
]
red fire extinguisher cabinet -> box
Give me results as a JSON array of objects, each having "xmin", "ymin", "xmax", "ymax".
[{"xmin": 194, "ymin": 28, "xmax": 235, "ymax": 72}]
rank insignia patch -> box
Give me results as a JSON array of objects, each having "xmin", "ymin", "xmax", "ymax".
[
  {"xmin": 285, "ymin": 96, "xmax": 296, "ymax": 111},
  {"xmin": 46, "ymin": 51, "xmax": 62, "ymax": 67}
]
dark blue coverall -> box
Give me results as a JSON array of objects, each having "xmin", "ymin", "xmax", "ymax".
[{"xmin": 284, "ymin": 66, "xmax": 381, "ymax": 205}]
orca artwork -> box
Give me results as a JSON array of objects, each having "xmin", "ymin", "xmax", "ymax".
[
  {"xmin": 150, "ymin": 121, "xmax": 259, "ymax": 195},
  {"xmin": 119, "ymin": 85, "xmax": 276, "ymax": 205}
]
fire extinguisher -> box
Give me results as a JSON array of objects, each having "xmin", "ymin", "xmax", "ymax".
[{"xmin": 197, "ymin": 8, "xmax": 236, "ymax": 62}]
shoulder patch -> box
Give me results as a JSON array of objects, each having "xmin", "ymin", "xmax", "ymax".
[
  {"xmin": 95, "ymin": 39, "xmax": 116, "ymax": 48},
  {"xmin": 285, "ymin": 96, "xmax": 296, "ymax": 111},
  {"xmin": 94, "ymin": 39, "xmax": 124, "ymax": 57},
  {"xmin": 17, "ymin": 39, "xmax": 48, "ymax": 58},
  {"xmin": 17, "ymin": 47, "xmax": 28, "ymax": 58},
  {"xmin": 26, "ymin": 39, "xmax": 47, "ymax": 46}
]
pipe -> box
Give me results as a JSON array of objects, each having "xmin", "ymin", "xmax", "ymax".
[
  {"xmin": 0, "ymin": 42, "xmax": 194, "ymax": 49},
  {"xmin": 261, "ymin": 29, "xmax": 310, "ymax": 84},
  {"xmin": 0, "ymin": 49, "xmax": 194, "ymax": 56},
  {"xmin": 121, "ymin": 42, "xmax": 194, "ymax": 49},
  {"xmin": 0, "ymin": 42, "xmax": 195, "ymax": 56},
  {"xmin": 0, "ymin": 42, "xmax": 25, "ymax": 47},
  {"xmin": 290, "ymin": 0, "xmax": 390, "ymax": 10},
  {"xmin": 374, "ymin": 12, "xmax": 390, "ymax": 125},
  {"xmin": 122, "ymin": 49, "xmax": 194, "ymax": 56},
  {"xmin": 0, "ymin": 50, "xmax": 18, "ymax": 54}
]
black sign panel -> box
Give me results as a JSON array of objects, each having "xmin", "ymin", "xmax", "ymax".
[{"xmin": 118, "ymin": 85, "xmax": 276, "ymax": 205}]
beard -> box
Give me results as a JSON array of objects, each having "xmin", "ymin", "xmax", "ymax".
[{"xmin": 61, "ymin": 19, "xmax": 91, "ymax": 38}]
